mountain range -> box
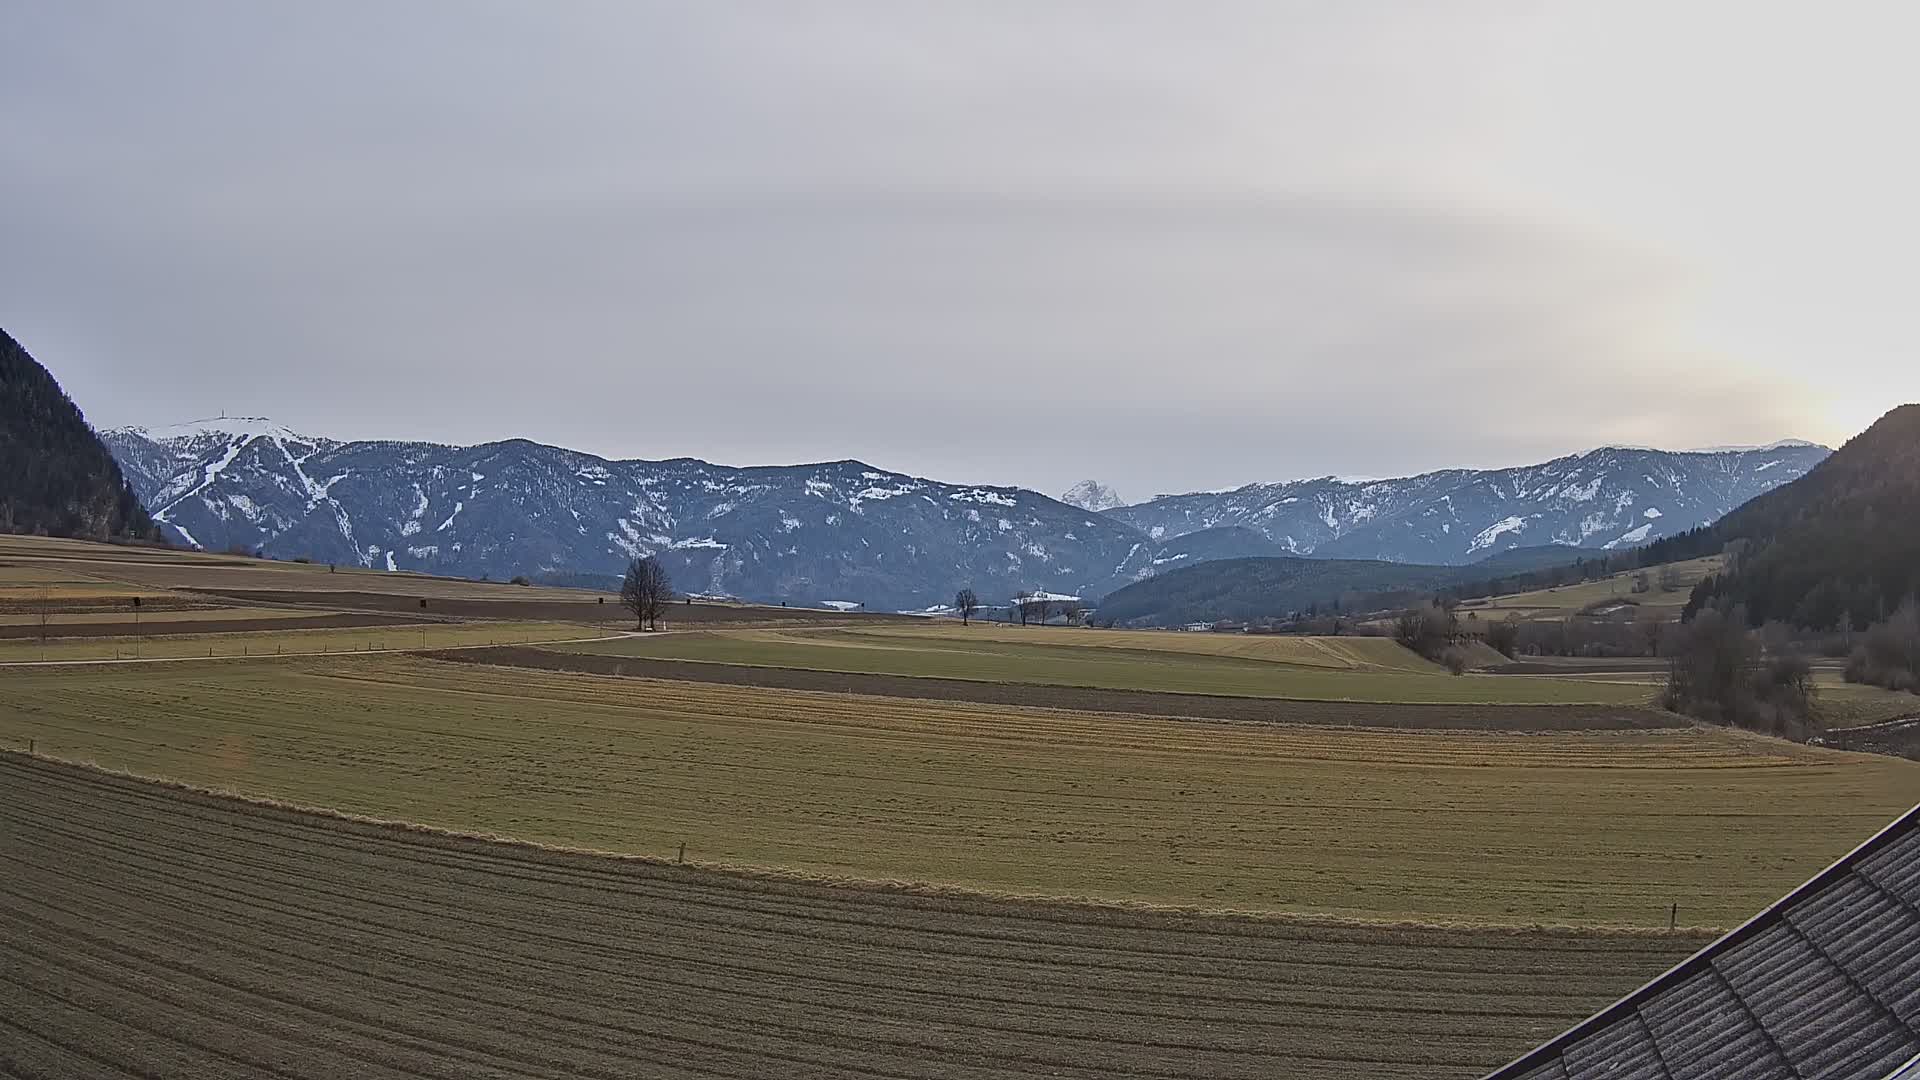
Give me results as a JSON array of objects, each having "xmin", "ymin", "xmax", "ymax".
[
  {"xmin": 101, "ymin": 417, "xmax": 1827, "ymax": 611},
  {"xmin": 1106, "ymin": 442, "xmax": 1829, "ymax": 565}
]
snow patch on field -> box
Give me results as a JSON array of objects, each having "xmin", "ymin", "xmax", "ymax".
[{"xmin": 821, "ymin": 600, "xmax": 862, "ymax": 611}]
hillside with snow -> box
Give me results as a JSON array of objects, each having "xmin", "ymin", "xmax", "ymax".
[
  {"xmin": 104, "ymin": 419, "xmax": 1166, "ymax": 608},
  {"xmin": 1103, "ymin": 444, "xmax": 1830, "ymax": 566},
  {"xmin": 1060, "ymin": 480, "xmax": 1125, "ymax": 513},
  {"xmin": 104, "ymin": 420, "xmax": 1827, "ymax": 609}
]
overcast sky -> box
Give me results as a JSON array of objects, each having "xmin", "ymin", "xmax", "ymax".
[{"xmin": 5, "ymin": 3, "xmax": 1916, "ymax": 499}]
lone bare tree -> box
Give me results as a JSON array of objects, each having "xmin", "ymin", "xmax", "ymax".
[
  {"xmin": 954, "ymin": 588, "xmax": 978, "ymax": 626},
  {"xmin": 34, "ymin": 585, "xmax": 53, "ymax": 645},
  {"xmin": 620, "ymin": 556, "xmax": 673, "ymax": 631}
]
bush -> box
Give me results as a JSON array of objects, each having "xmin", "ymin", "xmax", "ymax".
[
  {"xmin": 1843, "ymin": 601, "xmax": 1920, "ymax": 694},
  {"xmin": 509, "ymin": 575, "xmax": 531, "ymax": 587},
  {"xmin": 1484, "ymin": 617, "xmax": 1520, "ymax": 659},
  {"xmin": 1439, "ymin": 647, "xmax": 1469, "ymax": 675},
  {"xmin": 1661, "ymin": 607, "xmax": 1821, "ymax": 739},
  {"xmin": 1393, "ymin": 602, "xmax": 1456, "ymax": 660}
]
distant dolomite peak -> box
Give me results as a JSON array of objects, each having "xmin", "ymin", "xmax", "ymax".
[{"xmin": 1061, "ymin": 480, "xmax": 1124, "ymax": 513}]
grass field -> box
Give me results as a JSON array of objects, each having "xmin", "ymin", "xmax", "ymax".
[
  {"xmin": 552, "ymin": 627, "xmax": 1653, "ymax": 705},
  {"xmin": 0, "ymin": 755, "xmax": 1712, "ymax": 1080},
  {"xmin": 0, "ymin": 605, "xmax": 328, "ymax": 626},
  {"xmin": 6, "ymin": 655, "xmax": 1915, "ymax": 927},
  {"xmin": 1455, "ymin": 555, "xmax": 1723, "ymax": 622},
  {"xmin": 1812, "ymin": 680, "xmax": 1920, "ymax": 727},
  {"xmin": 0, "ymin": 620, "xmax": 603, "ymax": 662},
  {"xmin": 864, "ymin": 623, "xmax": 1497, "ymax": 670}
]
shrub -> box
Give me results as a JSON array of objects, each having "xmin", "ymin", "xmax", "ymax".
[
  {"xmin": 509, "ymin": 575, "xmax": 531, "ymax": 587},
  {"xmin": 1661, "ymin": 607, "xmax": 1821, "ymax": 739},
  {"xmin": 1843, "ymin": 601, "xmax": 1920, "ymax": 694},
  {"xmin": 1439, "ymin": 647, "xmax": 1469, "ymax": 675},
  {"xmin": 1392, "ymin": 602, "xmax": 1456, "ymax": 660}
]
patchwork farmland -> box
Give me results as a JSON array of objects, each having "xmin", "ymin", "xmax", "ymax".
[
  {"xmin": 4, "ymin": 536, "xmax": 1918, "ymax": 1078},
  {"xmin": 6, "ymin": 655, "xmax": 1915, "ymax": 925}
]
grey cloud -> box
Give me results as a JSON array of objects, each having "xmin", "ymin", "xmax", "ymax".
[{"xmin": 2, "ymin": 3, "xmax": 1828, "ymax": 498}]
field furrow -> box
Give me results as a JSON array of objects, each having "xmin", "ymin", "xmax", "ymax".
[
  {"xmin": 5, "ymin": 655, "xmax": 1915, "ymax": 924},
  {"xmin": 0, "ymin": 755, "xmax": 1708, "ymax": 1079}
]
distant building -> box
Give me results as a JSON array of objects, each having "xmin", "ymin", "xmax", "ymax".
[{"xmin": 1011, "ymin": 590, "xmax": 1082, "ymax": 626}]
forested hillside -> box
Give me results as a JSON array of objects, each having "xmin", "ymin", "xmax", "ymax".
[
  {"xmin": 0, "ymin": 329, "xmax": 157, "ymax": 542},
  {"xmin": 1655, "ymin": 405, "xmax": 1920, "ymax": 629}
]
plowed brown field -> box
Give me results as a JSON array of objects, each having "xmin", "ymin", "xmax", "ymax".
[{"xmin": 0, "ymin": 754, "xmax": 1708, "ymax": 1080}]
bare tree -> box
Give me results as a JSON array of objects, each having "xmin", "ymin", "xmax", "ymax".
[
  {"xmin": 620, "ymin": 556, "xmax": 673, "ymax": 631},
  {"xmin": 1018, "ymin": 594, "xmax": 1055, "ymax": 626},
  {"xmin": 1658, "ymin": 563, "xmax": 1683, "ymax": 593},
  {"xmin": 1635, "ymin": 608, "xmax": 1667, "ymax": 657},
  {"xmin": 1484, "ymin": 615, "xmax": 1521, "ymax": 659},
  {"xmin": 1013, "ymin": 590, "xmax": 1033, "ymax": 626},
  {"xmin": 954, "ymin": 588, "xmax": 979, "ymax": 626},
  {"xmin": 34, "ymin": 585, "xmax": 53, "ymax": 645}
]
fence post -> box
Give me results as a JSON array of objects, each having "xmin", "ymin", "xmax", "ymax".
[
  {"xmin": 28, "ymin": 738, "xmax": 34, "ymax": 756},
  {"xmin": 1669, "ymin": 903, "xmax": 1677, "ymax": 930},
  {"xmin": 677, "ymin": 842, "xmax": 686, "ymax": 864}
]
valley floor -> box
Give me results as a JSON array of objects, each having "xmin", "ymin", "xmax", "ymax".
[
  {"xmin": 0, "ymin": 753, "xmax": 1709, "ymax": 1080},
  {"xmin": 6, "ymin": 654, "xmax": 1913, "ymax": 926},
  {"xmin": 7, "ymin": 535, "xmax": 1917, "ymax": 1078}
]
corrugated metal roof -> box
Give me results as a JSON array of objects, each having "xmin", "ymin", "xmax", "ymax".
[{"xmin": 1486, "ymin": 804, "xmax": 1920, "ymax": 1080}]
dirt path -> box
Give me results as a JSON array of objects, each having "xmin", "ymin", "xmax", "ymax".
[{"xmin": 0, "ymin": 753, "xmax": 1705, "ymax": 1080}]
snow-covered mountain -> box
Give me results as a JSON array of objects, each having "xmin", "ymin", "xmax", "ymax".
[
  {"xmin": 1060, "ymin": 480, "xmax": 1125, "ymax": 513},
  {"xmin": 103, "ymin": 420, "xmax": 1828, "ymax": 609},
  {"xmin": 1104, "ymin": 444, "xmax": 1830, "ymax": 565},
  {"xmin": 104, "ymin": 419, "xmax": 1163, "ymax": 609}
]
